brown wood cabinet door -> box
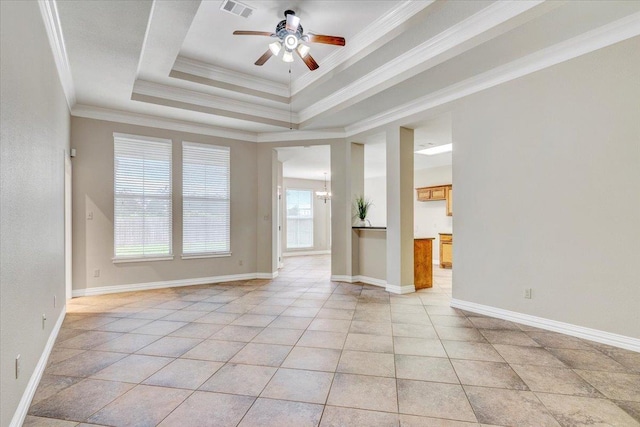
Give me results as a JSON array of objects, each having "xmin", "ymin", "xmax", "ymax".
[
  {"xmin": 440, "ymin": 240, "xmax": 452, "ymax": 269},
  {"xmin": 414, "ymin": 239, "xmax": 433, "ymax": 289},
  {"xmin": 417, "ymin": 188, "xmax": 431, "ymax": 201},
  {"xmin": 430, "ymin": 187, "xmax": 446, "ymax": 200},
  {"xmin": 446, "ymin": 187, "xmax": 453, "ymax": 216}
]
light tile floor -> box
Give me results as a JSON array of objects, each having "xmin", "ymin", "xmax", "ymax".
[{"xmin": 26, "ymin": 255, "xmax": 640, "ymax": 426}]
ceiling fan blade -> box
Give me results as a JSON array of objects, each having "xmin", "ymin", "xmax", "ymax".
[
  {"xmin": 307, "ymin": 34, "xmax": 345, "ymax": 46},
  {"xmin": 297, "ymin": 51, "xmax": 319, "ymax": 71},
  {"xmin": 286, "ymin": 14, "xmax": 300, "ymax": 32},
  {"xmin": 254, "ymin": 49, "xmax": 273, "ymax": 66},
  {"xmin": 233, "ymin": 30, "xmax": 274, "ymax": 37}
]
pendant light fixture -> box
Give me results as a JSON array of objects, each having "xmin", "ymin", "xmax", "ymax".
[{"xmin": 315, "ymin": 172, "xmax": 331, "ymax": 203}]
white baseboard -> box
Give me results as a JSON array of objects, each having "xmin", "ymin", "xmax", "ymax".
[
  {"xmin": 330, "ymin": 275, "xmax": 355, "ymax": 283},
  {"xmin": 355, "ymin": 275, "xmax": 387, "ymax": 288},
  {"xmin": 10, "ymin": 306, "xmax": 66, "ymax": 427},
  {"xmin": 331, "ymin": 275, "xmax": 415, "ymax": 294},
  {"xmin": 385, "ymin": 283, "xmax": 416, "ymax": 295},
  {"xmin": 73, "ymin": 272, "xmax": 273, "ymax": 297},
  {"xmin": 451, "ymin": 298, "xmax": 640, "ymax": 352},
  {"xmin": 283, "ymin": 250, "xmax": 331, "ymax": 257}
]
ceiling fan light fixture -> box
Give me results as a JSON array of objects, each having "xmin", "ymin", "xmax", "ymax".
[
  {"xmin": 282, "ymin": 50, "xmax": 294, "ymax": 63},
  {"xmin": 269, "ymin": 41, "xmax": 282, "ymax": 56},
  {"xmin": 283, "ymin": 34, "xmax": 298, "ymax": 50},
  {"xmin": 297, "ymin": 44, "xmax": 310, "ymax": 58}
]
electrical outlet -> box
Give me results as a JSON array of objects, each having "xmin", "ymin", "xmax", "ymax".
[
  {"xmin": 94, "ymin": 269, "xmax": 100, "ymax": 278},
  {"xmin": 524, "ymin": 288, "xmax": 532, "ymax": 299},
  {"xmin": 15, "ymin": 355, "xmax": 20, "ymax": 379}
]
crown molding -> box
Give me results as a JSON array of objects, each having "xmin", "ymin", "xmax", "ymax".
[
  {"xmin": 71, "ymin": 104, "xmax": 258, "ymax": 142},
  {"xmin": 173, "ymin": 56, "xmax": 290, "ymax": 99},
  {"xmin": 291, "ymin": 0, "xmax": 435, "ymax": 96},
  {"xmin": 299, "ymin": 0, "xmax": 545, "ymax": 124},
  {"xmin": 38, "ymin": 0, "xmax": 76, "ymax": 110},
  {"xmin": 346, "ymin": 12, "xmax": 640, "ymax": 137},
  {"xmin": 257, "ymin": 130, "xmax": 346, "ymax": 143},
  {"xmin": 133, "ymin": 80, "xmax": 298, "ymax": 124}
]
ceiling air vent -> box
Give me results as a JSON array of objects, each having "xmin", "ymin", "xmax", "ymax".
[{"xmin": 220, "ymin": 0, "xmax": 254, "ymax": 18}]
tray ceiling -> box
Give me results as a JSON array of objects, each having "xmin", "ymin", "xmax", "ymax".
[{"xmin": 51, "ymin": 0, "xmax": 640, "ymax": 141}]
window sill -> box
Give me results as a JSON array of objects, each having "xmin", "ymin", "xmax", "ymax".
[
  {"xmin": 181, "ymin": 252, "xmax": 232, "ymax": 260},
  {"xmin": 112, "ymin": 256, "xmax": 174, "ymax": 264}
]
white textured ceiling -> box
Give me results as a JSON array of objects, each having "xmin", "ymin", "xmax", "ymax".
[
  {"xmin": 276, "ymin": 113, "xmax": 452, "ymax": 181},
  {"xmin": 277, "ymin": 145, "xmax": 331, "ymax": 180},
  {"xmin": 53, "ymin": 0, "xmax": 640, "ymax": 138},
  {"xmin": 181, "ymin": 1, "xmax": 398, "ymax": 84}
]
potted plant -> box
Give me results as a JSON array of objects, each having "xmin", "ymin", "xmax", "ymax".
[{"xmin": 354, "ymin": 195, "xmax": 372, "ymax": 226}]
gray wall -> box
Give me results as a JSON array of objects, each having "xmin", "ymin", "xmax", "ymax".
[
  {"xmin": 71, "ymin": 117, "xmax": 258, "ymax": 291},
  {"xmin": 453, "ymin": 37, "xmax": 640, "ymax": 338},
  {"xmin": 283, "ymin": 178, "xmax": 332, "ymax": 253},
  {"xmin": 0, "ymin": 1, "xmax": 70, "ymax": 425}
]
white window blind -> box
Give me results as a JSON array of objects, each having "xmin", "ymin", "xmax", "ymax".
[
  {"xmin": 182, "ymin": 142, "xmax": 230, "ymax": 256},
  {"xmin": 286, "ymin": 189, "xmax": 313, "ymax": 249},
  {"xmin": 114, "ymin": 134, "xmax": 173, "ymax": 260}
]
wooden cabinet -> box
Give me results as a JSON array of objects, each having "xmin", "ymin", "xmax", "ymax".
[
  {"xmin": 414, "ymin": 238, "xmax": 434, "ymax": 289},
  {"xmin": 446, "ymin": 187, "xmax": 453, "ymax": 216},
  {"xmin": 439, "ymin": 233, "xmax": 452, "ymax": 269},
  {"xmin": 416, "ymin": 184, "xmax": 451, "ymax": 202}
]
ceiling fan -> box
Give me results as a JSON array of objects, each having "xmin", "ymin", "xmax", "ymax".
[{"xmin": 233, "ymin": 10, "xmax": 346, "ymax": 71}]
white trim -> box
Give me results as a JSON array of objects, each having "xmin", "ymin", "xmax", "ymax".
[
  {"xmin": 257, "ymin": 130, "xmax": 346, "ymax": 143},
  {"xmin": 283, "ymin": 250, "xmax": 331, "ymax": 257},
  {"xmin": 355, "ymin": 275, "xmax": 387, "ymax": 288},
  {"xmin": 329, "ymin": 275, "xmax": 403, "ymax": 291},
  {"xmin": 385, "ymin": 283, "xmax": 416, "ymax": 295},
  {"xmin": 133, "ymin": 80, "xmax": 298, "ymax": 124},
  {"xmin": 72, "ymin": 273, "xmax": 263, "ymax": 297},
  {"xmin": 173, "ymin": 57, "xmax": 290, "ymax": 98},
  {"xmin": 71, "ymin": 105, "xmax": 258, "ymax": 142},
  {"xmin": 450, "ymin": 299, "xmax": 640, "ymax": 352},
  {"xmin": 291, "ymin": 1, "xmax": 434, "ymax": 95},
  {"xmin": 257, "ymin": 272, "xmax": 279, "ymax": 279},
  {"xmin": 113, "ymin": 132, "xmax": 172, "ymax": 144},
  {"xmin": 346, "ymin": 12, "xmax": 640, "ymax": 137},
  {"xmin": 330, "ymin": 275, "xmax": 354, "ymax": 283},
  {"xmin": 181, "ymin": 252, "xmax": 232, "ymax": 260},
  {"xmin": 9, "ymin": 306, "xmax": 66, "ymax": 427},
  {"xmin": 112, "ymin": 256, "xmax": 174, "ymax": 264},
  {"xmin": 38, "ymin": 0, "xmax": 76, "ymax": 109},
  {"xmin": 299, "ymin": 0, "xmax": 544, "ymax": 124}
]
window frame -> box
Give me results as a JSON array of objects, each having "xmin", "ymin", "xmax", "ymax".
[
  {"xmin": 285, "ymin": 187, "xmax": 314, "ymax": 250},
  {"xmin": 181, "ymin": 141, "xmax": 231, "ymax": 259},
  {"xmin": 112, "ymin": 133, "xmax": 174, "ymax": 263}
]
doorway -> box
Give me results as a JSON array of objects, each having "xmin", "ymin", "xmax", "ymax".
[{"xmin": 275, "ymin": 145, "xmax": 331, "ymax": 277}]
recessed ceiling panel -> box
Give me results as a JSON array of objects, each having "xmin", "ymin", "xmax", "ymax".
[{"xmin": 179, "ymin": 0, "xmax": 398, "ymax": 84}]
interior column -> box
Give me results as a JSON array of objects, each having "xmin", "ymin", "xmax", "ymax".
[{"xmin": 386, "ymin": 127, "xmax": 415, "ymax": 294}]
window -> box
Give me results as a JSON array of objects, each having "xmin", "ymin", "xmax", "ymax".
[
  {"xmin": 286, "ymin": 189, "xmax": 313, "ymax": 249},
  {"xmin": 114, "ymin": 134, "xmax": 172, "ymax": 260},
  {"xmin": 182, "ymin": 142, "xmax": 230, "ymax": 256}
]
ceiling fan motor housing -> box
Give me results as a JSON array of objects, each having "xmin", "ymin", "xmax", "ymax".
[{"xmin": 276, "ymin": 19, "xmax": 303, "ymax": 39}]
